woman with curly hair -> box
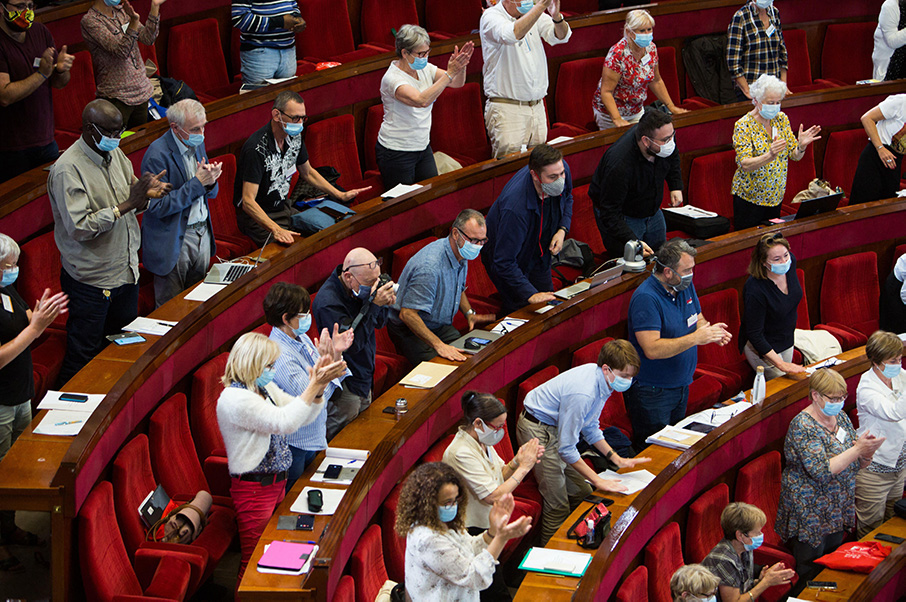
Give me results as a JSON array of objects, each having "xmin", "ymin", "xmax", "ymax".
[{"xmin": 395, "ymin": 462, "xmax": 531, "ymax": 601}]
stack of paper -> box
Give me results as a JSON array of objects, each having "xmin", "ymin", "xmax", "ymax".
[
  {"xmin": 595, "ymin": 469, "xmax": 657, "ymax": 495},
  {"xmin": 311, "ymin": 448, "xmax": 369, "ymax": 485},
  {"xmin": 399, "ymin": 362, "xmax": 458, "ymax": 389},
  {"xmin": 291, "ymin": 487, "xmax": 346, "ymax": 515},
  {"xmin": 33, "ymin": 391, "xmax": 107, "ymax": 436},
  {"xmin": 676, "ymin": 401, "xmax": 754, "ymax": 431},
  {"xmin": 645, "ymin": 426, "xmax": 706, "ymax": 451},
  {"xmin": 805, "ymin": 356, "xmax": 842, "ymax": 374},
  {"xmin": 122, "ymin": 317, "xmax": 177, "ymax": 336},
  {"xmin": 490, "ymin": 317, "xmax": 528, "ymax": 335},
  {"xmin": 382, "ymin": 183, "xmax": 423, "ymax": 199},
  {"xmin": 663, "ymin": 205, "xmax": 719, "ymax": 219},
  {"xmin": 519, "ymin": 547, "xmax": 592, "ymax": 577}
]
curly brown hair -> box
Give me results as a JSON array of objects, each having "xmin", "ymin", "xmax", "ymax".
[{"xmin": 394, "ymin": 462, "xmax": 468, "ymax": 537}]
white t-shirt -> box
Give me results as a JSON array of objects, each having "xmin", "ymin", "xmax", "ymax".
[
  {"xmin": 377, "ymin": 60, "xmax": 439, "ymax": 152},
  {"xmin": 877, "ymin": 94, "xmax": 906, "ymax": 146},
  {"xmin": 442, "ymin": 428, "xmax": 506, "ymax": 530},
  {"xmin": 873, "ymin": 0, "xmax": 906, "ymax": 80},
  {"xmin": 479, "ymin": 2, "xmax": 572, "ymax": 102}
]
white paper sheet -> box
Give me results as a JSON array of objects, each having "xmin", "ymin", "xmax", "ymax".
[
  {"xmin": 310, "ymin": 448, "xmax": 369, "ymax": 485},
  {"xmin": 37, "ymin": 390, "xmax": 105, "ymax": 414},
  {"xmin": 805, "ymin": 356, "xmax": 842, "ymax": 374},
  {"xmin": 291, "ymin": 487, "xmax": 346, "ymax": 515},
  {"xmin": 595, "ymin": 469, "xmax": 656, "ymax": 495},
  {"xmin": 663, "ymin": 205, "xmax": 719, "ymax": 219},
  {"xmin": 547, "ymin": 136, "xmax": 574, "ymax": 145},
  {"xmin": 123, "ymin": 317, "xmax": 178, "ymax": 336},
  {"xmin": 519, "ymin": 547, "xmax": 592, "ymax": 576},
  {"xmin": 33, "ymin": 410, "xmax": 90, "ymax": 436},
  {"xmin": 382, "ymin": 183, "xmax": 423, "ymax": 199},
  {"xmin": 264, "ymin": 76, "xmax": 297, "ymax": 85},
  {"xmin": 490, "ymin": 317, "xmax": 528, "ymax": 335},
  {"xmin": 676, "ymin": 401, "xmax": 754, "ymax": 430},
  {"xmin": 184, "ymin": 282, "xmax": 227, "ymax": 302}
]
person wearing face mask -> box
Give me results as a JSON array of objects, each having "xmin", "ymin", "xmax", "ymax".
[
  {"xmin": 81, "ymin": 0, "xmax": 164, "ymax": 128},
  {"xmin": 776, "ymin": 368, "xmax": 885, "ymax": 586},
  {"xmin": 516, "ymin": 339, "xmax": 652, "ymax": 545},
  {"xmin": 480, "ymin": 0, "xmax": 571, "ymax": 158},
  {"xmin": 442, "ymin": 391, "xmax": 544, "ymax": 601},
  {"xmin": 389, "ymin": 209, "xmax": 496, "ymax": 364},
  {"xmin": 739, "ymin": 232, "xmax": 805, "ymax": 380},
  {"xmin": 592, "ymin": 10, "xmax": 687, "ymax": 130},
  {"xmin": 311, "ymin": 247, "xmax": 396, "ymax": 439},
  {"xmin": 626, "ymin": 239, "xmax": 733, "ymax": 450},
  {"xmin": 670, "ymin": 564, "xmax": 720, "ymax": 602},
  {"xmin": 140, "ymin": 99, "xmax": 223, "ymax": 308},
  {"xmin": 730, "ymin": 74, "xmax": 821, "ymax": 231},
  {"xmin": 48, "ymin": 99, "xmax": 171, "ymax": 386},
  {"xmin": 216, "ymin": 331, "xmax": 347, "ymax": 587},
  {"xmin": 589, "ymin": 108, "xmax": 683, "ymax": 259},
  {"xmin": 854, "ymin": 331, "xmax": 906, "ymax": 537},
  {"xmin": 262, "ymin": 282, "xmax": 352, "ymax": 492},
  {"xmin": 235, "ymin": 91, "xmax": 371, "ymax": 246},
  {"xmin": 701, "ymin": 503, "xmax": 796, "ymax": 602},
  {"xmin": 395, "ymin": 462, "xmax": 533, "ymax": 602},
  {"xmin": 482, "ymin": 144, "xmax": 573, "ymax": 314},
  {"xmin": 726, "ymin": 0, "xmax": 788, "ymax": 102},
  {"xmin": 0, "ymin": 0, "xmax": 74, "ymax": 184},
  {"xmin": 376, "ymin": 24, "xmax": 473, "ymax": 191}
]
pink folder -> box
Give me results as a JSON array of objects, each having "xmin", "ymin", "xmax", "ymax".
[{"xmin": 257, "ymin": 541, "xmax": 316, "ymax": 571}]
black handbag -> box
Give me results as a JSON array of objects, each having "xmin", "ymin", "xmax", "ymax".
[{"xmin": 566, "ymin": 502, "xmax": 611, "ymax": 549}]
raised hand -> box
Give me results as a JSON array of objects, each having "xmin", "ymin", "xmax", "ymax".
[
  {"xmin": 145, "ymin": 169, "xmax": 172, "ymax": 199},
  {"xmin": 855, "ymin": 432, "xmax": 885, "ymax": 458},
  {"xmin": 331, "ymin": 323, "xmax": 354, "ymax": 356},
  {"xmin": 695, "ymin": 321, "xmax": 732, "ymax": 346},
  {"xmin": 308, "ymin": 354, "xmax": 347, "ymax": 389},
  {"xmin": 195, "ymin": 159, "xmax": 216, "ymax": 187},
  {"xmin": 515, "ymin": 438, "xmax": 543, "ymax": 467},
  {"xmin": 30, "ymin": 289, "xmax": 68, "ymax": 333},
  {"xmin": 55, "ymin": 45, "xmax": 74, "ymax": 74},
  {"xmin": 797, "ymin": 124, "xmax": 822, "ymax": 149},
  {"xmin": 762, "ymin": 562, "xmax": 796, "ymax": 587},
  {"xmin": 122, "ymin": 0, "xmax": 140, "ymax": 23},
  {"xmin": 38, "ymin": 47, "xmax": 55, "ymax": 78},
  {"xmin": 768, "ymin": 137, "xmax": 787, "ymax": 158}
]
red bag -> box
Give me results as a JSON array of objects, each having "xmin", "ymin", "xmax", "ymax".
[{"xmin": 814, "ymin": 542, "xmax": 892, "ymax": 573}]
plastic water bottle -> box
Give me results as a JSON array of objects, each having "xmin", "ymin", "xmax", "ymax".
[{"xmin": 752, "ymin": 366, "xmax": 766, "ymax": 405}]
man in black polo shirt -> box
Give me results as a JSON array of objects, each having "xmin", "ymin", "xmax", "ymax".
[
  {"xmin": 234, "ymin": 90, "xmax": 370, "ymax": 245},
  {"xmin": 588, "ymin": 108, "xmax": 683, "ymax": 259}
]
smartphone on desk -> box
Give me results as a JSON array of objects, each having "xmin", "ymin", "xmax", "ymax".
[
  {"xmin": 323, "ymin": 464, "xmax": 343, "ymax": 480},
  {"xmin": 807, "ymin": 581, "xmax": 837, "ymax": 590},
  {"xmin": 107, "ymin": 332, "xmax": 146, "ymax": 345},
  {"xmin": 59, "ymin": 393, "xmax": 88, "ymax": 403},
  {"xmin": 296, "ymin": 515, "xmax": 315, "ymax": 531}
]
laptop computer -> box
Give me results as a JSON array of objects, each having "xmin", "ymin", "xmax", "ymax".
[
  {"xmin": 449, "ymin": 330, "xmax": 503, "ymax": 354},
  {"xmin": 204, "ymin": 233, "xmax": 271, "ymax": 284},
  {"xmin": 775, "ymin": 191, "xmax": 844, "ymax": 223},
  {"xmin": 554, "ymin": 260, "xmax": 624, "ymax": 300}
]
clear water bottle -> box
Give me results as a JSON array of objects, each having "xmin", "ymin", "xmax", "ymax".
[{"xmin": 751, "ymin": 366, "xmax": 766, "ymax": 405}]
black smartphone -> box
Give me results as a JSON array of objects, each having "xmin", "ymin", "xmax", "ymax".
[
  {"xmin": 807, "ymin": 581, "xmax": 837, "ymax": 590},
  {"xmin": 547, "ymin": 299, "xmax": 562, "ymax": 306},
  {"xmin": 382, "ymin": 406, "xmax": 397, "ymax": 414},
  {"xmin": 875, "ymin": 532, "xmax": 905, "ymax": 544},
  {"xmin": 307, "ymin": 489, "xmax": 323, "ymax": 513},
  {"xmin": 323, "ymin": 464, "xmax": 343, "ymax": 480},
  {"xmin": 59, "ymin": 393, "xmax": 88, "ymax": 403},
  {"xmin": 296, "ymin": 515, "xmax": 315, "ymax": 531},
  {"xmin": 584, "ymin": 495, "xmax": 614, "ymax": 505}
]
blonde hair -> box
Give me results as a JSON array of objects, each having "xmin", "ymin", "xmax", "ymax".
[
  {"xmin": 866, "ymin": 330, "xmax": 903, "ymax": 366},
  {"xmin": 720, "ymin": 502, "xmax": 766, "ymax": 539},
  {"xmin": 748, "ymin": 232, "xmax": 790, "ymax": 280},
  {"xmin": 625, "ymin": 9, "xmax": 654, "ymax": 33},
  {"xmin": 670, "ymin": 564, "xmax": 719, "ymax": 601},
  {"xmin": 221, "ymin": 332, "xmax": 280, "ymax": 390},
  {"xmin": 809, "ymin": 368, "xmax": 847, "ymax": 399}
]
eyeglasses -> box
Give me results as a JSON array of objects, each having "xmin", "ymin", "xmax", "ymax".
[
  {"xmin": 482, "ymin": 420, "xmax": 506, "ymax": 432},
  {"xmin": 408, "ymin": 48, "xmax": 430, "ymax": 58},
  {"xmin": 820, "ymin": 392, "xmax": 848, "ymax": 404},
  {"xmin": 278, "ymin": 110, "xmax": 308, "ymax": 125},
  {"xmin": 93, "ymin": 122, "xmax": 125, "ymax": 139},
  {"xmin": 7, "ymin": 1, "xmax": 35, "ymax": 10},
  {"xmin": 454, "ymin": 227, "xmax": 488, "ymax": 246},
  {"xmin": 344, "ymin": 257, "xmax": 383, "ymax": 272}
]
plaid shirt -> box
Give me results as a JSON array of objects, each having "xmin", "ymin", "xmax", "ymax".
[
  {"xmin": 726, "ymin": 1, "xmax": 788, "ymax": 84},
  {"xmin": 701, "ymin": 539, "xmax": 755, "ymax": 593}
]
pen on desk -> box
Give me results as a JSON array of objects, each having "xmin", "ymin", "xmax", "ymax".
[
  {"xmin": 54, "ymin": 420, "xmax": 83, "ymax": 426},
  {"xmin": 157, "ymin": 321, "xmax": 173, "ymax": 328}
]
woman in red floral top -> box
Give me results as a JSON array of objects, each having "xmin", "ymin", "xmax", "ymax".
[{"xmin": 592, "ymin": 10, "xmax": 687, "ymax": 130}]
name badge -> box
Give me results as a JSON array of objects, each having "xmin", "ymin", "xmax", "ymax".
[
  {"xmin": 835, "ymin": 427, "xmax": 846, "ymax": 444},
  {"xmin": 287, "ymin": 164, "xmax": 297, "ymax": 178},
  {"xmin": 1, "ymin": 294, "xmax": 12, "ymax": 313},
  {"xmin": 765, "ymin": 24, "xmax": 776, "ymax": 37},
  {"xmin": 122, "ymin": 23, "xmax": 130, "ymax": 34},
  {"xmin": 687, "ymin": 312, "xmax": 698, "ymax": 328},
  {"xmin": 640, "ymin": 53, "xmax": 651, "ymax": 66},
  {"xmin": 33, "ymin": 57, "xmax": 41, "ymax": 68}
]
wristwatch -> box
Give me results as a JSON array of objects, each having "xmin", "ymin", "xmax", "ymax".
[{"xmin": 465, "ymin": 309, "xmax": 476, "ymax": 316}]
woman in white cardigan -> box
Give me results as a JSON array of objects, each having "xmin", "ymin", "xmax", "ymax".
[
  {"xmin": 216, "ymin": 331, "xmax": 346, "ymax": 584},
  {"xmin": 855, "ymin": 330, "xmax": 906, "ymax": 537}
]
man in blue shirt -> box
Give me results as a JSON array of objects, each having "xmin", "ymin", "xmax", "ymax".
[
  {"xmin": 516, "ymin": 339, "xmax": 651, "ymax": 545},
  {"xmin": 483, "ymin": 143, "xmax": 573, "ymax": 315},
  {"xmin": 388, "ymin": 209, "xmax": 496, "ymax": 365},
  {"xmin": 231, "ymin": 0, "xmax": 306, "ymax": 88},
  {"xmin": 626, "ymin": 238, "xmax": 732, "ymax": 449},
  {"xmin": 312, "ymin": 247, "xmax": 396, "ymax": 440}
]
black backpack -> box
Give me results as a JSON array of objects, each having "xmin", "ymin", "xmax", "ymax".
[{"xmin": 158, "ymin": 77, "xmax": 199, "ymax": 107}]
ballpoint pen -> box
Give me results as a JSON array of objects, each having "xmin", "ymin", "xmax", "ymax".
[{"xmin": 54, "ymin": 420, "xmax": 83, "ymax": 426}]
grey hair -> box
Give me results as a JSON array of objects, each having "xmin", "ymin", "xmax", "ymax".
[
  {"xmin": 452, "ymin": 209, "xmax": 486, "ymax": 233},
  {"xmin": 624, "ymin": 9, "xmax": 654, "ymax": 33},
  {"xmin": 166, "ymin": 99, "xmax": 206, "ymax": 128},
  {"xmin": 273, "ymin": 90, "xmax": 304, "ymax": 112},
  {"xmin": 0, "ymin": 234, "xmax": 19, "ymax": 265},
  {"xmin": 749, "ymin": 74, "xmax": 788, "ymax": 103},
  {"xmin": 654, "ymin": 238, "xmax": 696, "ymax": 274},
  {"xmin": 395, "ymin": 24, "xmax": 430, "ymax": 58}
]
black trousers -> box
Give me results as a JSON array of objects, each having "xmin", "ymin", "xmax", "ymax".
[
  {"xmin": 733, "ymin": 195, "xmax": 781, "ymax": 231},
  {"xmin": 375, "ymin": 142, "xmax": 438, "ymax": 191},
  {"xmin": 0, "ymin": 140, "xmax": 59, "ymax": 184},
  {"xmin": 880, "ymin": 270, "xmax": 906, "ymax": 334},
  {"xmin": 849, "ymin": 143, "xmax": 904, "ymax": 206},
  {"xmin": 387, "ymin": 320, "xmax": 461, "ymax": 366}
]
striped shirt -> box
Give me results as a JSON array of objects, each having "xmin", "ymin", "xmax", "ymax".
[
  {"xmin": 232, "ymin": 0, "xmax": 298, "ymax": 51},
  {"xmin": 726, "ymin": 1, "xmax": 788, "ymax": 83}
]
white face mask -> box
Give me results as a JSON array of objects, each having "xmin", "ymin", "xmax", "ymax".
[
  {"xmin": 649, "ymin": 135, "xmax": 676, "ymax": 158},
  {"xmin": 475, "ymin": 419, "xmax": 505, "ymax": 446}
]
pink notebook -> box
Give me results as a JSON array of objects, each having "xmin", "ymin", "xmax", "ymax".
[{"xmin": 257, "ymin": 541, "xmax": 316, "ymax": 571}]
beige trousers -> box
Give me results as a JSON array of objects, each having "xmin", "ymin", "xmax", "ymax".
[
  {"xmin": 855, "ymin": 466, "xmax": 906, "ymax": 538},
  {"xmin": 484, "ymin": 100, "xmax": 548, "ymax": 158}
]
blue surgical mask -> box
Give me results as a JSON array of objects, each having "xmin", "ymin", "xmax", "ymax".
[
  {"xmin": 283, "ymin": 121, "xmax": 304, "ymax": 137},
  {"xmin": 292, "ymin": 314, "xmax": 312, "ymax": 337},
  {"xmin": 701, "ymin": 597, "xmax": 717, "ymax": 602},
  {"xmin": 820, "ymin": 399, "xmax": 844, "ymax": 417},
  {"xmin": 883, "ymin": 363, "xmax": 901, "ymax": 379},
  {"xmin": 103, "ymin": 0, "xmax": 121, "ymax": 6},
  {"xmin": 178, "ymin": 126, "xmax": 205, "ymax": 148},
  {"xmin": 634, "ymin": 32, "xmax": 653, "ymax": 48},
  {"xmin": 256, "ymin": 368, "xmax": 276, "ymax": 389},
  {"xmin": 411, "ymin": 56, "xmax": 428, "ymax": 71},
  {"xmin": 356, "ymin": 285, "xmax": 372, "ymax": 300},
  {"xmin": 759, "ymin": 103, "xmax": 781, "ymax": 121},
  {"xmin": 459, "ymin": 239, "xmax": 482, "ymax": 261},
  {"xmin": 611, "ymin": 374, "xmax": 633, "ymax": 393},
  {"xmin": 744, "ymin": 533, "xmax": 764, "ymax": 551},
  {"xmin": 754, "ymin": 0, "xmax": 773, "ymax": 8},
  {"xmin": 93, "ymin": 123, "xmax": 121, "ymax": 152},
  {"xmin": 438, "ymin": 502, "xmax": 458, "ymax": 522},
  {"xmin": 515, "ymin": 0, "xmax": 534, "ymax": 14},
  {"xmin": 1, "ymin": 267, "xmax": 18, "ymax": 287},
  {"xmin": 770, "ymin": 259, "xmax": 791, "ymax": 275}
]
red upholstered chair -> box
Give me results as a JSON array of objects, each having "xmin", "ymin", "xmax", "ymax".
[
  {"xmin": 821, "ymin": 22, "xmax": 877, "ymax": 85},
  {"xmin": 375, "ymin": 326, "xmax": 411, "ymax": 382},
  {"xmin": 643, "ymin": 46, "xmax": 715, "ymax": 110},
  {"xmin": 685, "ymin": 483, "xmax": 729, "ymax": 563},
  {"xmin": 80, "ymin": 481, "xmax": 202, "ymax": 602},
  {"xmin": 781, "ymin": 144, "xmax": 817, "ymax": 214},
  {"xmin": 304, "ymin": 114, "xmax": 383, "ymax": 203},
  {"xmin": 465, "ymin": 253, "xmax": 502, "ymax": 314},
  {"xmin": 822, "ymin": 129, "xmax": 868, "ymax": 199},
  {"xmin": 190, "ymin": 352, "xmax": 228, "ymax": 464},
  {"xmin": 431, "ymin": 82, "xmax": 492, "ymax": 166},
  {"xmin": 552, "ymin": 57, "xmax": 604, "ymax": 132},
  {"xmin": 819, "ymin": 252, "xmax": 880, "ymax": 348},
  {"xmin": 373, "ymin": 355, "xmax": 391, "ymax": 397},
  {"xmin": 19, "ymin": 232, "xmax": 67, "ymax": 389},
  {"xmin": 363, "ymin": 104, "xmax": 384, "ymax": 175},
  {"xmin": 696, "ymin": 288, "xmax": 753, "ymax": 399},
  {"xmin": 615, "ymin": 565, "xmax": 649, "ymax": 602},
  {"xmin": 685, "ymin": 373, "xmax": 724, "ymax": 416},
  {"xmin": 359, "ymin": 0, "xmax": 450, "ymax": 49},
  {"xmin": 645, "ymin": 522, "xmax": 684, "ymax": 602},
  {"xmin": 392, "ymin": 236, "xmax": 437, "ymax": 281},
  {"xmin": 350, "ymin": 524, "xmax": 391, "ymax": 602},
  {"xmin": 570, "ymin": 184, "xmax": 606, "ymax": 257},
  {"xmin": 167, "ymin": 19, "xmax": 241, "ymax": 102},
  {"xmin": 425, "ymin": 0, "xmax": 483, "ymax": 38},
  {"xmin": 294, "ymin": 0, "xmax": 385, "ymax": 63},
  {"xmin": 207, "ymin": 154, "xmax": 258, "ymax": 257},
  {"xmin": 335, "ymin": 575, "xmax": 356, "ymax": 602},
  {"xmin": 516, "ymin": 365, "xmax": 560, "ymax": 420},
  {"xmin": 53, "ymin": 50, "xmax": 94, "ymax": 149},
  {"xmin": 784, "ymin": 29, "xmax": 838, "ymax": 93},
  {"xmin": 687, "ymin": 150, "xmax": 737, "ymax": 226},
  {"xmin": 422, "ymin": 434, "xmax": 455, "ymax": 464},
  {"xmin": 381, "ymin": 483, "xmax": 407, "ymax": 582}
]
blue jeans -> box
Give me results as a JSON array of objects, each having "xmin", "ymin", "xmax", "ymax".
[
  {"xmin": 240, "ymin": 47, "xmax": 297, "ymax": 86},
  {"xmin": 286, "ymin": 446, "xmax": 320, "ymax": 493},
  {"xmin": 623, "ymin": 383, "xmax": 688, "ymax": 449},
  {"xmin": 624, "ymin": 209, "xmax": 667, "ymax": 255}
]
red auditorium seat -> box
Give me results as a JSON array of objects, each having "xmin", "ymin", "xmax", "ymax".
[
  {"xmin": 792, "ymin": 268, "xmax": 851, "ymax": 359},
  {"xmin": 350, "ymin": 524, "xmax": 391, "ymax": 602},
  {"xmin": 784, "ymin": 29, "xmax": 838, "ymax": 93},
  {"xmin": 167, "ymin": 19, "xmax": 241, "ymax": 102},
  {"xmin": 696, "ymin": 288, "xmax": 753, "ymax": 399},
  {"xmin": 422, "ymin": 434, "xmax": 455, "ymax": 464},
  {"xmin": 360, "ymin": 0, "xmax": 450, "ymax": 49},
  {"xmin": 645, "ymin": 522, "xmax": 684, "ymax": 602},
  {"xmin": 363, "ymin": 104, "xmax": 384, "ymax": 176},
  {"xmin": 781, "ymin": 144, "xmax": 817, "ymax": 213},
  {"xmin": 80, "ymin": 481, "xmax": 202, "ymax": 602},
  {"xmin": 431, "ymin": 82, "xmax": 492, "ymax": 166},
  {"xmin": 822, "ymin": 128, "xmax": 867, "ymax": 199},
  {"xmin": 381, "ymin": 483, "xmax": 407, "ymax": 582},
  {"xmin": 687, "ymin": 150, "xmax": 737, "ymax": 225},
  {"xmin": 207, "ymin": 154, "xmax": 258, "ymax": 258},
  {"xmin": 615, "ymin": 565, "xmax": 649, "ymax": 602},
  {"xmin": 190, "ymin": 352, "xmax": 228, "ymax": 462},
  {"xmin": 392, "ymin": 236, "xmax": 437, "ymax": 281},
  {"xmin": 304, "ymin": 114, "xmax": 383, "ymax": 203},
  {"xmin": 335, "ymin": 575, "xmax": 355, "ymax": 602},
  {"xmin": 465, "ymin": 253, "xmax": 502, "ymax": 315},
  {"xmin": 372, "ymin": 355, "xmax": 390, "ymax": 397},
  {"xmin": 685, "ymin": 483, "xmax": 729, "ymax": 563},
  {"xmin": 294, "ymin": 0, "xmax": 385, "ymax": 64},
  {"xmin": 821, "ymin": 22, "xmax": 877, "ymax": 85},
  {"xmin": 684, "ymin": 373, "xmax": 724, "ymax": 416},
  {"xmin": 425, "ymin": 0, "xmax": 483, "ymax": 38},
  {"xmin": 819, "ymin": 251, "xmax": 880, "ymax": 348},
  {"xmin": 516, "ymin": 365, "xmax": 559, "ymax": 420},
  {"xmin": 553, "ymin": 57, "xmax": 604, "ymax": 133},
  {"xmin": 570, "ymin": 184, "xmax": 606, "ymax": 256},
  {"xmin": 559, "ymin": 0, "xmax": 598, "ymax": 13},
  {"xmin": 643, "ymin": 46, "xmax": 715, "ymax": 111},
  {"xmin": 52, "ymin": 50, "xmax": 94, "ymax": 150}
]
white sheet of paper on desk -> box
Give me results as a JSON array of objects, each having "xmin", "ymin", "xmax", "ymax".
[
  {"xmin": 596, "ymin": 469, "xmax": 656, "ymax": 495},
  {"xmin": 805, "ymin": 356, "xmax": 842, "ymax": 374},
  {"xmin": 663, "ymin": 205, "xmax": 719, "ymax": 219},
  {"xmin": 490, "ymin": 317, "xmax": 528, "ymax": 334},
  {"xmin": 311, "ymin": 448, "xmax": 369, "ymax": 485},
  {"xmin": 382, "ymin": 183, "xmax": 423, "ymax": 198},
  {"xmin": 291, "ymin": 487, "xmax": 346, "ymax": 515},
  {"xmin": 520, "ymin": 547, "xmax": 591, "ymax": 576},
  {"xmin": 122, "ymin": 317, "xmax": 178, "ymax": 336},
  {"xmin": 184, "ymin": 282, "xmax": 226, "ymax": 302},
  {"xmin": 37, "ymin": 390, "xmax": 105, "ymax": 414},
  {"xmin": 677, "ymin": 401, "xmax": 753, "ymax": 429},
  {"xmin": 547, "ymin": 136, "xmax": 574, "ymax": 145},
  {"xmin": 264, "ymin": 76, "xmax": 297, "ymax": 85},
  {"xmin": 33, "ymin": 409, "xmax": 90, "ymax": 436}
]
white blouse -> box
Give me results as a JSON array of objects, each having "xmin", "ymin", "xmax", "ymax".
[{"xmin": 404, "ymin": 525, "xmax": 497, "ymax": 602}]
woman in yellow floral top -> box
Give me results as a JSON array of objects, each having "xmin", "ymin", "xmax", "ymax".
[{"xmin": 731, "ymin": 74, "xmax": 821, "ymax": 230}]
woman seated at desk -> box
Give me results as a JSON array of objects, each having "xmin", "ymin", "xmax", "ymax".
[{"xmin": 670, "ymin": 564, "xmax": 720, "ymax": 602}]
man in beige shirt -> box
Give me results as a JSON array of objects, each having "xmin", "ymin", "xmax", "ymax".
[{"xmin": 48, "ymin": 99, "xmax": 169, "ymax": 385}]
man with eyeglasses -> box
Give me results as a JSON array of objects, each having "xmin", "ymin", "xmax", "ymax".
[
  {"xmin": 140, "ymin": 99, "xmax": 223, "ymax": 307},
  {"xmin": 0, "ymin": 0, "xmax": 74, "ymax": 183},
  {"xmin": 482, "ymin": 143, "xmax": 573, "ymax": 315},
  {"xmin": 235, "ymin": 90, "xmax": 371, "ymax": 246},
  {"xmin": 389, "ymin": 208, "xmax": 496, "ymax": 364},
  {"xmin": 312, "ymin": 248, "xmax": 397, "ymax": 439},
  {"xmin": 48, "ymin": 99, "xmax": 171, "ymax": 385},
  {"xmin": 589, "ymin": 108, "xmax": 683, "ymax": 260}
]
